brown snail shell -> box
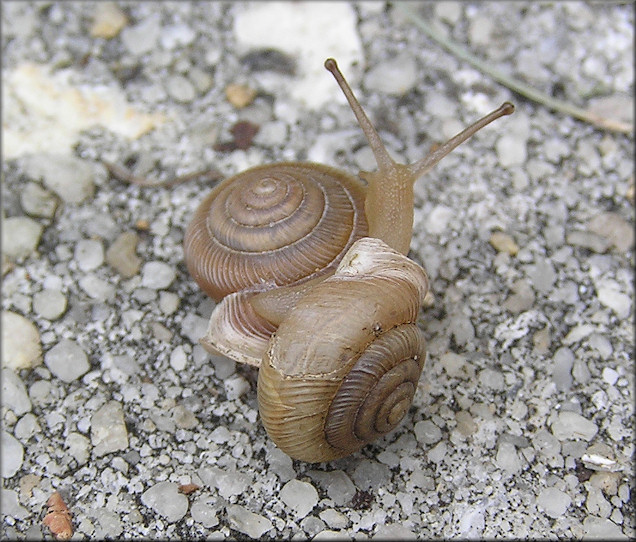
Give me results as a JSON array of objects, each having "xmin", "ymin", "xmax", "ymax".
[
  {"xmin": 257, "ymin": 237, "xmax": 429, "ymax": 462},
  {"xmin": 183, "ymin": 162, "xmax": 368, "ymax": 302}
]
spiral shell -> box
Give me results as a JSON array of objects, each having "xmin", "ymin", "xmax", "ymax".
[
  {"xmin": 257, "ymin": 237, "xmax": 429, "ymax": 462},
  {"xmin": 183, "ymin": 162, "xmax": 368, "ymax": 301}
]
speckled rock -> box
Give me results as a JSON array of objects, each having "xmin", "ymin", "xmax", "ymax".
[{"xmin": 1, "ymin": 311, "xmax": 41, "ymax": 370}]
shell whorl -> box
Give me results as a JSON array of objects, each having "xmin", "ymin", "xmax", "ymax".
[
  {"xmin": 257, "ymin": 237, "xmax": 428, "ymax": 462},
  {"xmin": 183, "ymin": 162, "xmax": 368, "ymax": 301}
]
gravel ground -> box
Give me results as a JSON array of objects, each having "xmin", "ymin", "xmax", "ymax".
[{"xmin": 1, "ymin": 1, "xmax": 634, "ymax": 539}]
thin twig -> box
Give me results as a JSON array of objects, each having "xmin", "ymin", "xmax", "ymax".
[
  {"xmin": 397, "ymin": 3, "xmax": 633, "ymax": 134},
  {"xmin": 103, "ymin": 161, "xmax": 222, "ymax": 187}
]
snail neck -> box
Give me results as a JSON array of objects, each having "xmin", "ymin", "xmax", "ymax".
[{"xmin": 362, "ymin": 163, "xmax": 415, "ymax": 255}]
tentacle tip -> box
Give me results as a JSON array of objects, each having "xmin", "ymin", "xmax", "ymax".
[
  {"xmin": 324, "ymin": 58, "xmax": 337, "ymax": 72},
  {"xmin": 500, "ymin": 102, "xmax": 515, "ymax": 116}
]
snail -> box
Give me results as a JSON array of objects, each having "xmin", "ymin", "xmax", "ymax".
[{"xmin": 183, "ymin": 58, "xmax": 513, "ymax": 461}]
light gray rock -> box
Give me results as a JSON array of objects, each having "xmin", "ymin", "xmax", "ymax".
[
  {"xmin": 537, "ymin": 487, "xmax": 571, "ymax": 518},
  {"xmin": 141, "ymin": 481, "xmax": 188, "ymax": 522},
  {"xmin": 1, "ymin": 489, "xmax": 29, "ymax": 520},
  {"xmin": 91, "ymin": 400, "xmax": 129, "ymax": 457},
  {"xmin": 1, "ymin": 369, "xmax": 32, "ymax": 416},
  {"xmin": 1, "ymin": 430, "xmax": 24, "ymax": 478},
  {"xmin": 280, "ymin": 479, "xmax": 319, "ymax": 519},
  {"xmin": 105, "ymin": 231, "xmax": 141, "ymax": 278},
  {"xmin": 141, "ymin": 261, "xmax": 176, "ymax": 289},
  {"xmin": 351, "ymin": 459, "xmax": 391, "ymax": 491},
  {"xmin": 74, "ymin": 239, "xmax": 104, "ymax": 272},
  {"xmin": 22, "ymin": 153, "xmax": 95, "ymax": 203},
  {"xmin": 414, "ymin": 420, "xmax": 443, "ymax": 445},
  {"xmin": 364, "ymin": 53, "xmax": 418, "ymax": 96},
  {"xmin": 20, "ymin": 181, "xmax": 58, "ymax": 218},
  {"xmin": 33, "ymin": 289, "xmax": 67, "ymax": 320},
  {"xmin": 551, "ymin": 411, "xmax": 598, "ymax": 441},
  {"xmin": 197, "ymin": 466, "xmax": 252, "ymax": 499},
  {"xmin": 1, "ymin": 216, "xmax": 43, "ymax": 260},
  {"xmin": 226, "ymin": 504, "xmax": 273, "ymax": 539},
  {"xmin": 1, "ymin": 311, "xmax": 41, "ymax": 370},
  {"xmin": 120, "ymin": 14, "xmax": 161, "ymax": 55},
  {"xmin": 44, "ymin": 339, "xmax": 90, "ymax": 383}
]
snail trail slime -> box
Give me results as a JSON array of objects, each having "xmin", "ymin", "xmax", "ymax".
[{"xmin": 183, "ymin": 58, "xmax": 514, "ymax": 462}]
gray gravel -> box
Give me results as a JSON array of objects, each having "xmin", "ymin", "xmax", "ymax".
[{"xmin": 2, "ymin": 1, "xmax": 634, "ymax": 540}]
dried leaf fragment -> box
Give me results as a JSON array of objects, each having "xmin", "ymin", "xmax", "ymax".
[
  {"xmin": 178, "ymin": 483, "xmax": 201, "ymax": 495},
  {"xmin": 43, "ymin": 491, "xmax": 73, "ymax": 541}
]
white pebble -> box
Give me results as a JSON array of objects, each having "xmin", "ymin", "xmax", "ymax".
[
  {"xmin": 159, "ymin": 291, "xmax": 180, "ymax": 315},
  {"xmin": 141, "ymin": 481, "xmax": 189, "ymax": 522},
  {"xmin": 596, "ymin": 283, "xmax": 631, "ymax": 319},
  {"xmin": 120, "ymin": 14, "xmax": 161, "ymax": 56},
  {"xmin": 537, "ymin": 487, "xmax": 571, "ymax": 518},
  {"xmin": 414, "ymin": 420, "xmax": 442, "ymax": 445},
  {"xmin": 74, "ymin": 239, "xmax": 104, "ymax": 271},
  {"xmin": 427, "ymin": 441, "xmax": 447, "ymax": 463},
  {"xmin": 1, "ymin": 369, "xmax": 32, "ymax": 416},
  {"xmin": 23, "ymin": 153, "xmax": 95, "ymax": 203},
  {"xmin": 551, "ymin": 411, "xmax": 598, "ymax": 441},
  {"xmin": 1, "ymin": 311, "xmax": 41, "ymax": 370},
  {"xmin": 78, "ymin": 274, "xmax": 115, "ymax": 302},
  {"xmin": 496, "ymin": 134, "xmax": 527, "ymax": 167},
  {"xmin": 1, "ymin": 431, "xmax": 24, "ymax": 478},
  {"xmin": 364, "ymin": 53, "xmax": 418, "ymax": 96},
  {"xmin": 226, "ymin": 504, "xmax": 273, "ymax": 539},
  {"xmin": 33, "ymin": 289, "xmax": 67, "ymax": 320},
  {"xmin": 44, "ymin": 339, "xmax": 89, "ymax": 382},
  {"xmin": 496, "ymin": 442, "xmax": 522, "ymax": 475},
  {"xmin": 280, "ymin": 479, "xmax": 319, "ymax": 519},
  {"xmin": 160, "ymin": 23, "xmax": 196, "ymax": 49},
  {"xmin": 224, "ymin": 375, "xmax": 250, "ymax": 400},
  {"xmin": 65, "ymin": 432, "xmax": 90, "ymax": 465},
  {"xmin": 191, "ymin": 496, "xmax": 219, "ymax": 528},
  {"xmin": 602, "ymin": 367, "xmax": 619, "ymax": 386},
  {"xmin": 318, "ymin": 509, "xmax": 348, "ymax": 530},
  {"xmin": 169, "ymin": 346, "xmax": 188, "ymax": 371},
  {"xmin": 91, "ymin": 400, "xmax": 129, "ymax": 457},
  {"xmin": 141, "ymin": 261, "xmax": 176, "ymax": 289},
  {"xmin": 426, "ymin": 205, "xmax": 454, "ymax": 235},
  {"xmin": 2, "ymin": 216, "xmax": 43, "ymax": 260}
]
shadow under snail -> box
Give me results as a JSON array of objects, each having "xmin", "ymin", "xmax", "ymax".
[{"xmin": 183, "ymin": 58, "xmax": 514, "ymax": 462}]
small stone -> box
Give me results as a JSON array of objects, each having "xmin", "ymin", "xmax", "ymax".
[
  {"xmin": 90, "ymin": 2, "xmax": 128, "ymax": 38},
  {"xmin": 224, "ymin": 375, "xmax": 250, "ymax": 400},
  {"xmin": 496, "ymin": 134, "xmax": 527, "ymax": 167},
  {"xmin": 14, "ymin": 413, "xmax": 39, "ymax": 440},
  {"xmin": 20, "ymin": 182, "xmax": 58, "ymax": 218},
  {"xmin": 279, "ymin": 479, "xmax": 319, "ymax": 519},
  {"xmin": 1, "ymin": 430, "xmax": 24, "ymax": 478},
  {"xmin": 489, "ymin": 231, "xmax": 519, "ymax": 255},
  {"xmin": 566, "ymin": 230, "xmax": 611, "ymax": 253},
  {"xmin": 198, "ymin": 466, "xmax": 251, "ymax": 499},
  {"xmin": 427, "ymin": 441, "xmax": 447, "ymax": 463},
  {"xmin": 587, "ymin": 212, "xmax": 634, "ymax": 252},
  {"xmin": 65, "ymin": 432, "xmax": 90, "ymax": 465},
  {"xmin": 226, "ymin": 504, "xmax": 273, "ymax": 539},
  {"xmin": 455, "ymin": 411, "xmax": 477, "ymax": 436},
  {"xmin": 32, "ymin": 289, "xmax": 67, "ymax": 320},
  {"xmin": 226, "ymin": 83, "xmax": 257, "ymax": 108},
  {"xmin": 106, "ymin": 232, "xmax": 141, "ymax": 278},
  {"xmin": 601, "ymin": 367, "xmax": 619, "ymax": 386},
  {"xmin": 373, "ymin": 524, "xmax": 417, "ymax": 540},
  {"xmin": 74, "ymin": 239, "xmax": 104, "ymax": 272},
  {"xmin": 91, "ymin": 400, "xmax": 129, "ymax": 457},
  {"xmin": 551, "ymin": 411, "xmax": 598, "ymax": 441},
  {"xmin": 352, "ymin": 460, "xmax": 391, "ymax": 491},
  {"xmin": 1, "ymin": 216, "xmax": 43, "ymax": 260},
  {"xmin": 527, "ymin": 259, "xmax": 557, "ymax": 294},
  {"xmin": 537, "ymin": 487, "xmax": 571, "ymax": 518},
  {"xmin": 552, "ymin": 346, "xmax": 574, "ymax": 391},
  {"xmin": 478, "ymin": 368, "xmax": 505, "ymax": 390},
  {"xmin": 141, "ymin": 481, "xmax": 188, "ymax": 522},
  {"xmin": 414, "ymin": 420, "xmax": 443, "ymax": 445},
  {"xmin": 503, "ymin": 280, "xmax": 535, "ymax": 313},
  {"xmin": 1, "ymin": 369, "xmax": 32, "ymax": 416},
  {"xmin": 23, "ymin": 153, "xmax": 95, "ymax": 203},
  {"xmin": 169, "ymin": 346, "xmax": 187, "ymax": 371},
  {"xmin": 364, "ymin": 53, "xmax": 418, "ymax": 96},
  {"xmin": 120, "ymin": 14, "xmax": 161, "ymax": 56},
  {"xmin": 308, "ymin": 470, "xmax": 355, "ymax": 506},
  {"xmin": 426, "ymin": 205, "xmax": 454, "ymax": 235},
  {"xmin": 45, "ymin": 339, "xmax": 90, "ymax": 383},
  {"xmin": 596, "ymin": 282, "xmax": 631, "ymax": 319},
  {"xmin": 313, "ymin": 530, "xmax": 345, "ymax": 541},
  {"xmin": 319, "ymin": 509, "xmax": 348, "ymax": 530},
  {"xmin": 496, "ymin": 442, "xmax": 522, "ymax": 475},
  {"xmin": 266, "ymin": 445, "xmax": 295, "ymax": 482},
  {"xmin": 1, "ymin": 311, "xmax": 41, "ymax": 369},
  {"xmin": 141, "ymin": 261, "xmax": 176, "ymax": 289},
  {"xmin": 165, "ymin": 75, "xmax": 196, "ymax": 103},
  {"xmin": 582, "ymin": 516, "xmax": 627, "ymax": 539},
  {"xmin": 1, "ymin": 488, "xmax": 29, "ymax": 520},
  {"xmin": 160, "ymin": 23, "xmax": 196, "ymax": 49},
  {"xmin": 159, "ymin": 291, "xmax": 180, "ymax": 315},
  {"xmin": 191, "ymin": 495, "xmax": 219, "ymax": 528},
  {"xmin": 78, "ymin": 274, "xmax": 115, "ymax": 302}
]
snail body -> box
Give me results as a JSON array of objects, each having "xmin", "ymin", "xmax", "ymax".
[{"xmin": 183, "ymin": 58, "xmax": 513, "ymax": 460}]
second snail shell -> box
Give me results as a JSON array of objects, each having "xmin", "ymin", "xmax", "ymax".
[{"xmin": 257, "ymin": 237, "xmax": 429, "ymax": 463}]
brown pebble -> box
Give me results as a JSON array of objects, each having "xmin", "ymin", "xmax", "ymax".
[
  {"xmin": 225, "ymin": 83, "xmax": 257, "ymax": 109},
  {"xmin": 106, "ymin": 232, "xmax": 141, "ymax": 278},
  {"xmin": 489, "ymin": 231, "xmax": 519, "ymax": 255}
]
